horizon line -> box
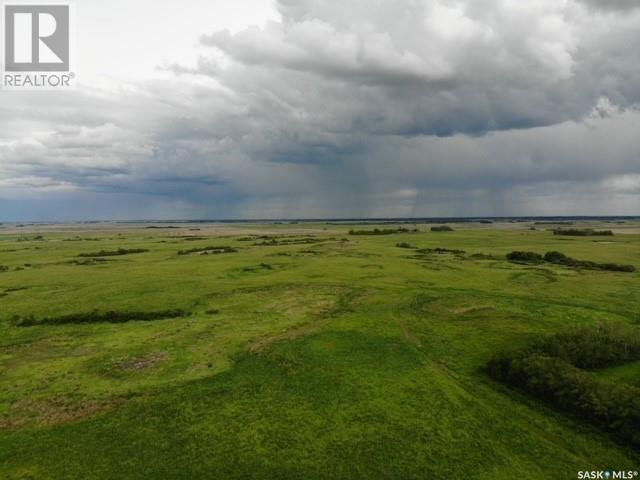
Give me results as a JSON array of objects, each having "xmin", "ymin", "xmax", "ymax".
[{"xmin": 2, "ymin": 215, "xmax": 639, "ymax": 225}]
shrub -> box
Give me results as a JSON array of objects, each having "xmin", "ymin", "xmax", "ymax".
[
  {"xmin": 553, "ymin": 229, "xmax": 613, "ymax": 236},
  {"xmin": 395, "ymin": 242, "xmax": 415, "ymax": 249},
  {"xmin": 544, "ymin": 251, "xmax": 635, "ymax": 273},
  {"xmin": 78, "ymin": 248, "xmax": 149, "ymax": 258},
  {"xmin": 596, "ymin": 263, "xmax": 636, "ymax": 273},
  {"xmin": 431, "ymin": 226, "xmax": 454, "ymax": 232},
  {"xmin": 487, "ymin": 324, "xmax": 640, "ymax": 448},
  {"xmin": 0, "ymin": 265, "xmax": 8, "ymax": 273},
  {"xmin": 506, "ymin": 251, "xmax": 544, "ymax": 264},
  {"xmin": 532, "ymin": 324, "xmax": 640, "ymax": 369},
  {"xmin": 543, "ymin": 251, "xmax": 569, "ymax": 264},
  {"xmin": 13, "ymin": 309, "xmax": 190, "ymax": 326},
  {"xmin": 488, "ymin": 352, "xmax": 640, "ymax": 447},
  {"xmin": 506, "ymin": 250, "xmax": 635, "ymax": 273},
  {"xmin": 178, "ymin": 246, "xmax": 237, "ymax": 255}
]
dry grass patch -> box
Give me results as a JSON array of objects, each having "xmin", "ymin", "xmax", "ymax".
[
  {"xmin": 118, "ymin": 352, "xmax": 169, "ymax": 372},
  {"xmin": 0, "ymin": 396, "xmax": 125, "ymax": 430}
]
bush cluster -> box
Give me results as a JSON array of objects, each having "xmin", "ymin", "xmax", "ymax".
[
  {"xmin": 487, "ymin": 325, "xmax": 640, "ymax": 447},
  {"xmin": 78, "ymin": 248, "xmax": 149, "ymax": 258},
  {"xmin": 0, "ymin": 265, "xmax": 9, "ymax": 273},
  {"xmin": 543, "ymin": 251, "xmax": 635, "ymax": 272},
  {"xmin": 506, "ymin": 251, "xmax": 544, "ymax": 264},
  {"xmin": 430, "ymin": 226, "xmax": 454, "ymax": 232},
  {"xmin": 13, "ymin": 309, "xmax": 190, "ymax": 326},
  {"xmin": 177, "ymin": 246, "xmax": 237, "ymax": 255},
  {"xmin": 506, "ymin": 250, "xmax": 635, "ymax": 272},
  {"xmin": 553, "ymin": 228, "xmax": 613, "ymax": 236},
  {"xmin": 530, "ymin": 325, "xmax": 640, "ymax": 369}
]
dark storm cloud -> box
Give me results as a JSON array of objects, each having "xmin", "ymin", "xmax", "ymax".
[
  {"xmin": 198, "ymin": 0, "xmax": 640, "ymax": 138},
  {"xmin": 1, "ymin": 0, "xmax": 640, "ymax": 220}
]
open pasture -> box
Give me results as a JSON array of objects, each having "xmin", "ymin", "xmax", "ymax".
[{"xmin": 0, "ymin": 220, "xmax": 639, "ymax": 479}]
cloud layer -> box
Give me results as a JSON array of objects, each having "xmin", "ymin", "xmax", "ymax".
[{"xmin": 1, "ymin": 0, "xmax": 639, "ymax": 220}]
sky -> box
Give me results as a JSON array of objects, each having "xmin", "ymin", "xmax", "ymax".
[{"xmin": 1, "ymin": 0, "xmax": 639, "ymax": 221}]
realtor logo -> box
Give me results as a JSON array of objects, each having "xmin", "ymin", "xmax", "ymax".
[{"xmin": 2, "ymin": 3, "xmax": 75, "ymax": 89}]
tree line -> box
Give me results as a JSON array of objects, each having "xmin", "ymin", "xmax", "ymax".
[
  {"xmin": 487, "ymin": 324, "xmax": 640, "ymax": 448},
  {"xmin": 507, "ymin": 251, "xmax": 635, "ymax": 272}
]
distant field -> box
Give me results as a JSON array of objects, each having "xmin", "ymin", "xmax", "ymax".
[{"xmin": 0, "ymin": 220, "xmax": 639, "ymax": 479}]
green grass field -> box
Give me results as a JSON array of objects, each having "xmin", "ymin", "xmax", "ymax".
[{"xmin": 0, "ymin": 221, "xmax": 639, "ymax": 479}]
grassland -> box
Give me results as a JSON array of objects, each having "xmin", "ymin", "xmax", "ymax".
[{"xmin": 0, "ymin": 220, "xmax": 639, "ymax": 479}]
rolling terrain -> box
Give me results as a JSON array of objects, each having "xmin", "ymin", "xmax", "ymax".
[{"xmin": 0, "ymin": 220, "xmax": 639, "ymax": 479}]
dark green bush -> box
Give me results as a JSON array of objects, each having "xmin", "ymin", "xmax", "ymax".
[
  {"xmin": 553, "ymin": 229, "xmax": 613, "ymax": 236},
  {"xmin": 596, "ymin": 263, "xmax": 636, "ymax": 273},
  {"xmin": 178, "ymin": 246, "xmax": 237, "ymax": 255},
  {"xmin": 430, "ymin": 226, "xmax": 454, "ymax": 232},
  {"xmin": 487, "ymin": 324, "xmax": 640, "ymax": 448},
  {"xmin": 488, "ymin": 352, "xmax": 640, "ymax": 447},
  {"xmin": 0, "ymin": 265, "xmax": 8, "ymax": 273},
  {"xmin": 78, "ymin": 248, "xmax": 149, "ymax": 258},
  {"xmin": 544, "ymin": 251, "xmax": 635, "ymax": 272},
  {"xmin": 13, "ymin": 309, "xmax": 190, "ymax": 326},
  {"xmin": 543, "ymin": 251, "xmax": 569, "ymax": 263},
  {"xmin": 533, "ymin": 324, "xmax": 640, "ymax": 369},
  {"xmin": 506, "ymin": 251, "xmax": 544, "ymax": 263},
  {"xmin": 506, "ymin": 250, "xmax": 635, "ymax": 272}
]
